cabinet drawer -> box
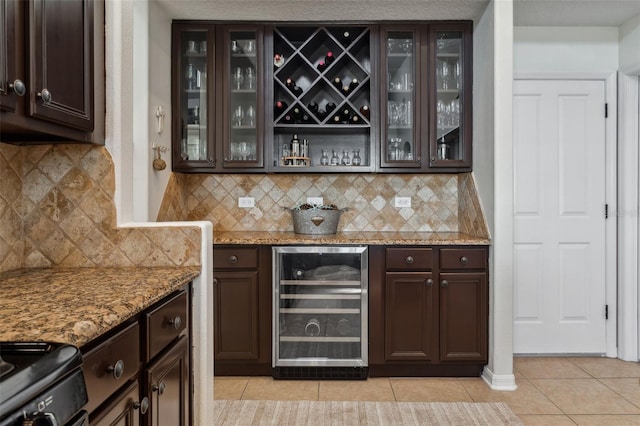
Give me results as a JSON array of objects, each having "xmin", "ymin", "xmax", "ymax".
[
  {"xmin": 145, "ymin": 290, "xmax": 188, "ymax": 362},
  {"xmin": 440, "ymin": 248, "xmax": 487, "ymax": 270},
  {"xmin": 83, "ymin": 321, "xmax": 141, "ymax": 414},
  {"xmin": 386, "ymin": 248, "xmax": 433, "ymax": 271},
  {"xmin": 214, "ymin": 247, "xmax": 258, "ymax": 269}
]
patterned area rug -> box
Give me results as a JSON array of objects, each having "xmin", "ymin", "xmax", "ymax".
[{"xmin": 213, "ymin": 400, "xmax": 523, "ymax": 425}]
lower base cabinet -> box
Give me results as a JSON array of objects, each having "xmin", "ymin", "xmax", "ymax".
[
  {"xmin": 146, "ymin": 336, "xmax": 190, "ymax": 426},
  {"xmin": 92, "ymin": 381, "xmax": 143, "ymax": 426},
  {"xmin": 213, "ymin": 246, "xmax": 271, "ymax": 375},
  {"xmin": 83, "ymin": 285, "xmax": 191, "ymax": 425},
  {"xmin": 369, "ymin": 246, "xmax": 488, "ymax": 377}
]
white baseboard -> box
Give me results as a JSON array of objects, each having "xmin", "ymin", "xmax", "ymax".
[{"xmin": 481, "ymin": 366, "xmax": 518, "ymax": 391}]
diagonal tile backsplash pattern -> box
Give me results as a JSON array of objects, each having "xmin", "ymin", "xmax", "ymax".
[
  {"xmin": 158, "ymin": 172, "xmax": 489, "ymax": 236},
  {"xmin": 0, "ymin": 142, "xmax": 201, "ymax": 274}
]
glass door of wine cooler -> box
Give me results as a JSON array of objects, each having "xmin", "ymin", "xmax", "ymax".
[
  {"xmin": 380, "ymin": 27, "xmax": 422, "ymax": 169},
  {"xmin": 222, "ymin": 27, "xmax": 263, "ymax": 168},
  {"xmin": 273, "ymin": 246, "xmax": 368, "ymax": 368}
]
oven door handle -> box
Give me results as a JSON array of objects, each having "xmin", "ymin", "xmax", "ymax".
[{"xmin": 22, "ymin": 411, "xmax": 58, "ymax": 426}]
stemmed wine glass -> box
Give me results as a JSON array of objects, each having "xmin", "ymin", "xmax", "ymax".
[
  {"xmin": 232, "ymin": 105, "xmax": 244, "ymax": 127},
  {"xmin": 232, "ymin": 67, "xmax": 244, "ymax": 90},
  {"xmin": 439, "ymin": 61, "xmax": 450, "ymax": 90}
]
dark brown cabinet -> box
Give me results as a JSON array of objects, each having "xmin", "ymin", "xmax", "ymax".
[
  {"xmin": 172, "ymin": 23, "xmax": 265, "ymax": 172},
  {"xmin": 82, "ymin": 286, "xmax": 191, "ymax": 426},
  {"xmin": 213, "ymin": 245, "xmax": 271, "ymax": 375},
  {"xmin": 369, "ymin": 245, "xmax": 488, "ymax": 377},
  {"xmin": 92, "ymin": 381, "xmax": 143, "ymax": 426},
  {"xmin": 171, "ymin": 21, "xmax": 472, "ymax": 174},
  {"xmin": 0, "ymin": 0, "xmax": 104, "ymax": 143},
  {"xmin": 145, "ymin": 336, "xmax": 190, "ymax": 426}
]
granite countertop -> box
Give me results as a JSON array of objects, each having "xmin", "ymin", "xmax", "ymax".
[
  {"xmin": 214, "ymin": 231, "xmax": 490, "ymax": 246},
  {"xmin": 0, "ymin": 267, "xmax": 200, "ymax": 348}
]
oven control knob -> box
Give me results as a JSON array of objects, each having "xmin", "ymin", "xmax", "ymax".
[{"xmin": 22, "ymin": 412, "xmax": 57, "ymax": 426}]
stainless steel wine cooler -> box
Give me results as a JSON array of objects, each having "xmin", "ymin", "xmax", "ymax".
[{"xmin": 272, "ymin": 246, "xmax": 368, "ymax": 379}]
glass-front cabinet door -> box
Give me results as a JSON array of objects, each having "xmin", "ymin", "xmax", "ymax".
[
  {"xmin": 429, "ymin": 25, "xmax": 471, "ymax": 169},
  {"xmin": 380, "ymin": 27, "xmax": 422, "ymax": 169},
  {"xmin": 221, "ymin": 27, "xmax": 263, "ymax": 169},
  {"xmin": 172, "ymin": 25, "xmax": 214, "ymax": 171}
]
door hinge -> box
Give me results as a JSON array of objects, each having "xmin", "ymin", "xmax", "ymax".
[
  {"xmin": 605, "ymin": 204, "xmax": 608, "ymax": 219},
  {"xmin": 605, "ymin": 304, "xmax": 609, "ymax": 320},
  {"xmin": 605, "ymin": 103, "xmax": 608, "ymax": 118}
]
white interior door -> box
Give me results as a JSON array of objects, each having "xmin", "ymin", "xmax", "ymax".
[{"xmin": 513, "ymin": 80, "xmax": 607, "ymax": 354}]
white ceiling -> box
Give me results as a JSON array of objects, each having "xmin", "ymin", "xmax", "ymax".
[{"xmin": 156, "ymin": 0, "xmax": 640, "ymax": 27}]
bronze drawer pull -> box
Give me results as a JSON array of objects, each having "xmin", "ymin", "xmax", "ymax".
[
  {"xmin": 460, "ymin": 256, "xmax": 469, "ymax": 264},
  {"xmin": 229, "ymin": 255, "xmax": 238, "ymax": 264},
  {"xmin": 10, "ymin": 79, "xmax": 26, "ymax": 96},
  {"xmin": 134, "ymin": 397, "xmax": 149, "ymax": 414},
  {"xmin": 405, "ymin": 256, "xmax": 414, "ymax": 264},
  {"xmin": 441, "ymin": 279, "xmax": 449, "ymax": 288},
  {"xmin": 426, "ymin": 278, "xmax": 433, "ymax": 286},
  {"xmin": 169, "ymin": 315, "xmax": 182, "ymax": 330},
  {"xmin": 107, "ymin": 359, "xmax": 125, "ymax": 380},
  {"xmin": 153, "ymin": 381, "xmax": 166, "ymax": 395}
]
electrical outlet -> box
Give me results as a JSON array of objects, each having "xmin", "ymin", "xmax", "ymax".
[
  {"xmin": 394, "ymin": 196, "xmax": 411, "ymax": 208},
  {"xmin": 238, "ymin": 197, "xmax": 255, "ymax": 208},
  {"xmin": 307, "ymin": 197, "xmax": 324, "ymax": 206}
]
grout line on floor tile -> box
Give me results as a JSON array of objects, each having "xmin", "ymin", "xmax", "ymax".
[
  {"xmin": 597, "ymin": 377, "xmax": 640, "ymax": 410},
  {"xmin": 523, "ymin": 377, "xmax": 570, "ymax": 416}
]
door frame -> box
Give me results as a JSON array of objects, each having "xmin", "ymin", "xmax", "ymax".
[
  {"xmin": 513, "ymin": 72, "xmax": 617, "ymax": 358},
  {"xmin": 617, "ymin": 65, "xmax": 640, "ymax": 362}
]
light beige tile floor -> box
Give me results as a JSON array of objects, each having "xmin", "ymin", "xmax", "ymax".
[{"xmin": 214, "ymin": 356, "xmax": 640, "ymax": 425}]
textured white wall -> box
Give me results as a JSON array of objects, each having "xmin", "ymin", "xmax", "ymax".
[
  {"xmin": 514, "ymin": 26, "xmax": 619, "ymax": 76},
  {"xmin": 619, "ymin": 14, "xmax": 640, "ymax": 72}
]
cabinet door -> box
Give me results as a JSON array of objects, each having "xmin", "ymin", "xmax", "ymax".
[
  {"xmin": 384, "ymin": 272, "xmax": 434, "ymax": 361},
  {"xmin": 0, "ymin": 0, "xmax": 19, "ymax": 112},
  {"xmin": 439, "ymin": 272, "xmax": 487, "ymax": 362},
  {"xmin": 172, "ymin": 23, "xmax": 215, "ymax": 172},
  {"xmin": 220, "ymin": 25, "xmax": 264, "ymax": 170},
  {"xmin": 380, "ymin": 25, "xmax": 424, "ymax": 170},
  {"xmin": 428, "ymin": 23, "xmax": 472, "ymax": 170},
  {"xmin": 91, "ymin": 381, "xmax": 145, "ymax": 426},
  {"xmin": 146, "ymin": 336, "xmax": 189, "ymax": 426},
  {"xmin": 29, "ymin": 0, "xmax": 94, "ymax": 131},
  {"xmin": 214, "ymin": 270, "xmax": 260, "ymax": 360}
]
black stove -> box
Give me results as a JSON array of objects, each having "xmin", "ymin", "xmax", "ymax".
[{"xmin": 0, "ymin": 342, "xmax": 89, "ymax": 426}]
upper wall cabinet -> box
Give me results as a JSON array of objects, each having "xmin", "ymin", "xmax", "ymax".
[
  {"xmin": 171, "ymin": 21, "xmax": 472, "ymax": 174},
  {"xmin": 172, "ymin": 23, "xmax": 265, "ymax": 173},
  {"xmin": 0, "ymin": 0, "xmax": 104, "ymax": 144}
]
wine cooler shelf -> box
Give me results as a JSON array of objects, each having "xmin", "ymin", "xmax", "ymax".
[{"xmin": 273, "ymin": 246, "xmax": 368, "ymax": 370}]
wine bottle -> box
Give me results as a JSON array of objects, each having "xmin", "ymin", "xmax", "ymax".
[
  {"xmin": 316, "ymin": 60, "xmax": 327, "ymax": 72},
  {"xmin": 301, "ymin": 113, "xmax": 311, "ymax": 124},
  {"xmin": 307, "ymin": 101, "xmax": 318, "ymax": 113},
  {"xmin": 282, "ymin": 114, "xmax": 293, "ymax": 124},
  {"xmin": 325, "ymin": 102, "xmax": 337, "ymax": 114},
  {"xmin": 285, "ymin": 77, "xmax": 295, "ymax": 90},
  {"xmin": 340, "ymin": 108, "xmax": 351, "ymax": 121},
  {"xmin": 340, "ymin": 31, "xmax": 351, "ymax": 46},
  {"xmin": 325, "ymin": 51, "xmax": 335, "ymax": 65},
  {"xmin": 274, "ymin": 100, "xmax": 288, "ymax": 116},
  {"xmin": 292, "ymin": 106, "xmax": 302, "ymax": 121},
  {"xmin": 292, "ymin": 85, "xmax": 303, "ymax": 97},
  {"xmin": 350, "ymin": 115, "xmax": 360, "ymax": 124},
  {"xmin": 359, "ymin": 104, "xmax": 370, "ymax": 119},
  {"xmin": 341, "ymin": 85, "xmax": 350, "ymax": 96},
  {"xmin": 274, "ymin": 53, "xmax": 285, "ymax": 68},
  {"xmin": 304, "ymin": 318, "xmax": 321, "ymax": 337},
  {"xmin": 349, "ymin": 78, "xmax": 359, "ymax": 91},
  {"xmin": 332, "ymin": 76, "xmax": 342, "ymax": 91},
  {"xmin": 331, "ymin": 113, "xmax": 342, "ymax": 124}
]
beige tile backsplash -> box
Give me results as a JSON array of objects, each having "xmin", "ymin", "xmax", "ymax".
[
  {"xmin": 1, "ymin": 139, "xmax": 488, "ymax": 274},
  {"xmin": 158, "ymin": 172, "xmax": 489, "ymax": 237},
  {"xmin": 0, "ymin": 142, "xmax": 200, "ymax": 274}
]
